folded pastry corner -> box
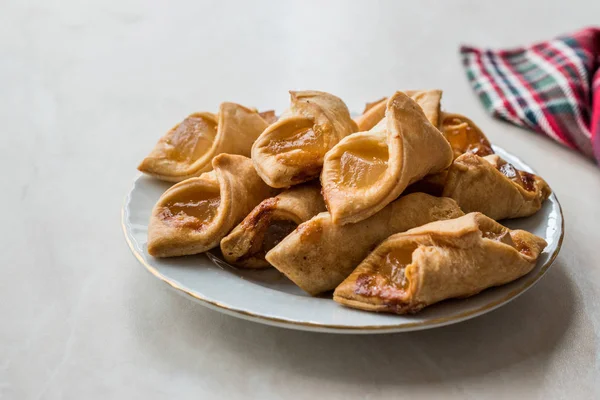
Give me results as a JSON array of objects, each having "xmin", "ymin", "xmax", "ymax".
[
  {"xmin": 333, "ymin": 212, "xmax": 547, "ymax": 314},
  {"xmin": 147, "ymin": 154, "xmax": 278, "ymax": 257},
  {"xmin": 138, "ymin": 102, "xmax": 271, "ymax": 182},
  {"xmin": 404, "ymin": 112, "xmax": 495, "ymax": 196},
  {"xmin": 354, "ymin": 97, "xmax": 387, "ymax": 131},
  {"xmin": 220, "ymin": 183, "xmax": 326, "ymax": 268},
  {"xmin": 441, "ymin": 112, "xmax": 494, "ymax": 158},
  {"xmin": 265, "ymin": 193, "xmax": 464, "ymax": 295},
  {"xmin": 404, "ymin": 89, "xmax": 443, "ymax": 128},
  {"xmin": 443, "ymin": 153, "xmax": 551, "ymax": 220},
  {"xmin": 251, "ymin": 90, "xmax": 358, "ymax": 188},
  {"xmin": 321, "ymin": 91, "xmax": 453, "ymax": 225},
  {"xmin": 354, "ymin": 90, "xmax": 443, "ymax": 132}
]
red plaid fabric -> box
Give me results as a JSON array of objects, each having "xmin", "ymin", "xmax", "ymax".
[{"xmin": 460, "ymin": 27, "xmax": 600, "ymax": 164}]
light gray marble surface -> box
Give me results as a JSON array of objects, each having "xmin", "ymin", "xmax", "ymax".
[{"xmin": 2, "ymin": 1, "xmax": 599, "ymax": 399}]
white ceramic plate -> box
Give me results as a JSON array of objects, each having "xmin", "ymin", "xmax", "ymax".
[{"xmin": 122, "ymin": 146, "xmax": 563, "ymax": 333}]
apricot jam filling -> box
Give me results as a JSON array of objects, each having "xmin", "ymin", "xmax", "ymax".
[
  {"xmin": 265, "ymin": 118, "xmax": 323, "ymax": 156},
  {"xmin": 338, "ymin": 140, "xmax": 389, "ymax": 189},
  {"xmin": 442, "ymin": 114, "xmax": 494, "ymax": 157},
  {"xmin": 355, "ymin": 245, "xmax": 417, "ymax": 301},
  {"xmin": 381, "ymin": 248, "xmax": 414, "ymax": 291},
  {"xmin": 512, "ymin": 235, "xmax": 532, "ymax": 257},
  {"xmin": 496, "ymin": 161, "xmax": 536, "ymax": 191},
  {"xmin": 160, "ymin": 185, "xmax": 221, "ymax": 230},
  {"xmin": 163, "ymin": 114, "xmax": 218, "ymax": 163},
  {"xmin": 482, "ymin": 226, "xmax": 534, "ymax": 257}
]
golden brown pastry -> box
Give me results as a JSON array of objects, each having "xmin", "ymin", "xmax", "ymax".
[
  {"xmin": 354, "ymin": 90, "xmax": 442, "ymax": 132},
  {"xmin": 334, "ymin": 213, "xmax": 547, "ymax": 314},
  {"xmin": 442, "ymin": 153, "xmax": 551, "ymax": 220},
  {"xmin": 405, "ymin": 90, "xmax": 443, "ymax": 128},
  {"xmin": 321, "ymin": 91, "xmax": 453, "ymax": 225},
  {"xmin": 404, "ymin": 112, "xmax": 494, "ymax": 195},
  {"xmin": 138, "ymin": 103, "xmax": 271, "ymax": 182},
  {"xmin": 265, "ymin": 193, "xmax": 464, "ymax": 295},
  {"xmin": 147, "ymin": 154, "xmax": 277, "ymax": 257},
  {"xmin": 354, "ymin": 97, "xmax": 387, "ymax": 131},
  {"xmin": 251, "ymin": 91, "xmax": 358, "ymax": 188},
  {"xmin": 220, "ymin": 183, "xmax": 326, "ymax": 268},
  {"xmin": 441, "ymin": 112, "xmax": 494, "ymax": 158}
]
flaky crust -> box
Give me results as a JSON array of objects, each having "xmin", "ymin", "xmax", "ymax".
[
  {"xmin": 139, "ymin": 103, "xmax": 271, "ymax": 182},
  {"xmin": 333, "ymin": 213, "xmax": 547, "ymax": 314},
  {"xmin": 251, "ymin": 91, "xmax": 358, "ymax": 188},
  {"xmin": 442, "ymin": 153, "xmax": 552, "ymax": 220},
  {"xmin": 265, "ymin": 193, "xmax": 464, "ymax": 295},
  {"xmin": 321, "ymin": 91, "xmax": 453, "ymax": 225},
  {"xmin": 220, "ymin": 183, "xmax": 326, "ymax": 268},
  {"xmin": 147, "ymin": 154, "xmax": 277, "ymax": 257}
]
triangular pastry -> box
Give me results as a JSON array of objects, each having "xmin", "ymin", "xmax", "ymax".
[
  {"xmin": 220, "ymin": 183, "xmax": 326, "ymax": 268},
  {"xmin": 251, "ymin": 91, "xmax": 358, "ymax": 188},
  {"xmin": 265, "ymin": 193, "xmax": 464, "ymax": 295},
  {"xmin": 147, "ymin": 154, "xmax": 277, "ymax": 257},
  {"xmin": 442, "ymin": 153, "xmax": 551, "ymax": 220},
  {"xmin": 333, "ymin": 213, "xmax": 547, "ymax": 314},
  {"xmin": 321, "ymin": 91, "xmax": 453, "ymax": 225},
  {"xmin": 139, "ymin": 103, "xmax": 271, "ymax": 182}
]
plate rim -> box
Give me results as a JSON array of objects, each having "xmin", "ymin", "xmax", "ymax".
[{"xmin": 121, "ymin": 147, "xmax": 564, "ymax": 333}]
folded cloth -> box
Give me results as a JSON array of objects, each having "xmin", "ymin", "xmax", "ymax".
[{"xmin": 460, "ymin": 27, "xmax": 600, "ymax": 163}]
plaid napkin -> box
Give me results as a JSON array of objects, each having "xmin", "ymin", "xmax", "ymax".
[{"xmin": 460, "ymin": 27, "xmax": 600, "ymax": 164}]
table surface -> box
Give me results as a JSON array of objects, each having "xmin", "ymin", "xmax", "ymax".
[{"xmin": 2, "ymin": 1, "xmax": 599, "ymax": 399}]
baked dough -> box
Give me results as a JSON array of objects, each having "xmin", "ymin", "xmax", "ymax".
[
  {"xmin": 405, "ymin": 111, "xmax": 495, "ymax": 194},
  {"xmin": 333, "ymin": 212, "xmax": 547, "ymax": 314},
  {"xmin": 442, "ymin": 153, "xmax": 551, "ymax": 220},
  {"xmin": 265, "ymin": 193, "xmax": 464, "ymax": 295},
  {"xmin": 321, "ymin": 91, "xmax": 453, "ymax": 224},
  {"xmin": 405, "ymin": 90, "xmax": 443, "ymax": 128},
  {"xmin": 139, "ymin": 103, "xmax": 271, "ymax": 182},
  {"xmin": 354, "ymin": 90, "xmax": 442, "ymax": 131},
  {"xmin": 220, "ymin": 183, "xmax": 326, "ymax": 268},
  {"xmin": 354, "ymin": 97, "xmax": 387, "ymax": 131},
  {"xmin": 147, "ymin": 154, "xmax": 277, "ymax": 257},
  {"xmin": 251, "ymin": 91, "xmax": 358, "ymax": 188}
]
